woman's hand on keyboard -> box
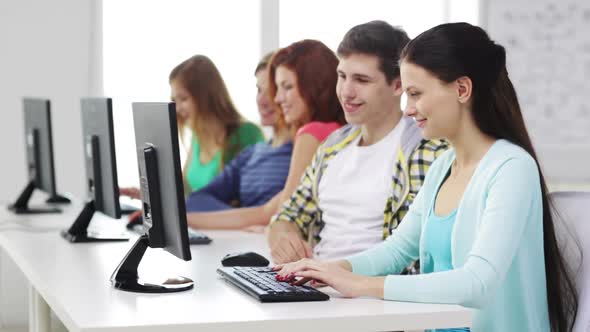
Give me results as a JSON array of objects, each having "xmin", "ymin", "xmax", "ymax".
[{"xmin": 272, "ymin": 258, "xmax": 383, "ymax": 298}]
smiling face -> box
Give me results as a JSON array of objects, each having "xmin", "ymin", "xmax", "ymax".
[
  {"xmin": 255, "ymin": 68, "xmax": 278, "ymax": 127},
  {"xmin": 336, "ymin": 53, "xmax": 401, "ymax": 126},
  {"xmin": 273, "ymin": 66, "xmax": 310, "ymax": 126},
  {"xmin": 400, "ymin": 61, "xmax": 465, "ymax": 140}
]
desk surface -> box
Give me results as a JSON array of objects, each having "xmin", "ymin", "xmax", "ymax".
[{"xmin": 0, "ymin": 203, "xmax": 471, "ymax": 332}]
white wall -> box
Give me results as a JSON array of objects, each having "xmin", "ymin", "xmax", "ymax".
[
  {"xmin": 0, "ymin": 0, "xmax": 100, "ymax": 327},
  {"xmin": 0, "ymin": 0, "xmax": 101, "ymax": 204},
  {"xmin": 483, "ymin": 0, "xmax": 590, "ymax": 185}
]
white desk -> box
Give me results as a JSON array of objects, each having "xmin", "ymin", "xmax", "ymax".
[{"xmin": 0, "ymin": 204, "xmax": 472, "ymax": 332}]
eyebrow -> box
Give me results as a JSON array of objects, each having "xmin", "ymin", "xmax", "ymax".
[
  {"xmin": 337, "ymin": 70, "xmax": 372, "ymax": 80},
  {"xmin": 278, "ymin": 79, "xmax": 292, "ymax": 86}
]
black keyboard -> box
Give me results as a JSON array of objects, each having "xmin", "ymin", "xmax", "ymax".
[
  {"xmin": 217, "ymin": 266, "xmax": 329, "ymax": 302},
  {"xmin": 187, "ymin": 228, "xmax": 212, "ymax": 245}
]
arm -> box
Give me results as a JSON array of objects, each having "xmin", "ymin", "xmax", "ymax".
[
  {"xmin": 346, "ymin": 140, "xmax": 448, "ymax": 275},
  {"xmin": 187, "ymin": 134, "xmax": 322, "ymax": 230},
  {"xmin": 186, "ymin": 192, "xmax": 283, "ymax": 229},
  {"xmin": 275, "ymin": 153, "xmax": 432, "ymax": 297},
  {"xmin": 267, "ymin": 149, "xmax": 324, "ymax": 263},
  {"xmin": 182, "ymin": 140, "xmax": 194, "ymax": 196},
  {"xmin": 186, "ymin": 146, "xmax": 254, "ymax": 212},
  {"xmin": 269, "ymin": 147, "xmax": 323, "ymax": 241},
  {"xmin": 347, "ymin": 185, "xmax": 426, "ymax": 277},
  {"xmin": 226, "ymin": 122, "xmax": 265, "ymax": 163},
  {"xmin": 381, "ymin": 157, "xmax": 541, "ymax": 308},
  {"xmin": 275, "ymin": 133, "xmax": 321, "ymax": 205}
]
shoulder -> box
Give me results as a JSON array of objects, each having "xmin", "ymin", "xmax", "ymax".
[
  {"xmin": 296, "ymin": 121, "xmax": 342, "ymax": 142},
  {"xmin": 239, "ymin": 143, "xmax": 262, "ymax": 157},
  {"xmin": 484, "ymin": 140, "xmax": 539, "ymax": 180},
  {"xmin": 231, "ymin": 121, "xmax": 264, "ymax": 144},
  {"xmin": 237, "ymin": 121, "xmax": 263, "ymax": 136}
]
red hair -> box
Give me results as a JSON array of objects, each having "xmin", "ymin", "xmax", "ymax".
[{"xmin": 268, "ymin": 40, "xmax": 345, "ymax": 130}]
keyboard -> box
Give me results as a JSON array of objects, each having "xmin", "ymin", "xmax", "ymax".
[
  {"xmin": 187, "ymin": 228, "xmax": 212, "ymax": 245},
  {"xmin": 217, "ymin": 266, "xmax": 329, "ymax": 302}
]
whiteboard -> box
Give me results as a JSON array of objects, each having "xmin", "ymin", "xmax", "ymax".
[{"xmin": 484, "ymin": 0, "xmax": 590, "ymax": 183}]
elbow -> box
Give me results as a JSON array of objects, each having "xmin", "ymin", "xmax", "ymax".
[{"xmin": 457, "ymin": 259, "xmax": 500, "ymax": 309}]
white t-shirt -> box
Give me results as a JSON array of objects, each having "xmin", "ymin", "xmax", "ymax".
[{"xmin": 314, "ymin": 120, "xmax": 406, "ymax": 260}]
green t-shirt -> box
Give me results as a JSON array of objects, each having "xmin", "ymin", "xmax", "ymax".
[{"xmin": 186, "ymin": 122, "xmax": 264, "ymax": 192}]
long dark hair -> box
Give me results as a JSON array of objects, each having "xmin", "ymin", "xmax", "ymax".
[{"xmin": 401, "ymin": 22, "xmax": 578, "ymax": 332}]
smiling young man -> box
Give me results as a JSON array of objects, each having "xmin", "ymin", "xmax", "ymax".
[{"xmin": 267, "ymin": 21, "xmax": 449, "ymax": 264}]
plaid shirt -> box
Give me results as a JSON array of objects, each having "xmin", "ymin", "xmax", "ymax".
[{"xmin": 271, "ymin": 121, "xmax": 449, "ymax": 248}]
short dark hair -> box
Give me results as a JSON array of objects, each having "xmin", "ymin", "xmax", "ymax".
[{"xmin": 337, "ymin": 20, "xmax": 410, "ymax": 83}]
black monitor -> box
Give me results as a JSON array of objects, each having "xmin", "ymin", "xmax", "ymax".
[
  {"xmin": 110, "ymin": 102, "xmax": 192, "ymax": 293},
  {"xmin": 9, "ymin": 98, "xmax": 71, "ymax": 214},
  {"xmin": 61, "ymin": 98, "xmax": 129, "ymax": 243}
]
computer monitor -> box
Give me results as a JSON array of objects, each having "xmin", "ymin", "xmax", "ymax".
[
  {"xmin": 110, "ymin": 102, "xmax": 192, "ymax": 293},
  {"xmin": 61, "ymin": 98, "xmax": 129, "ymax": 243},
  {"xmin": 9, "ymin": 98, "xmax": 71, "ymax": 214}
]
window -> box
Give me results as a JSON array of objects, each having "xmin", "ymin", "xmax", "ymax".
[
  {"xmin": 280, "ymin": 0, "xmax": 468, "ymax": 48},
  {"xmin": 103, "ymin": 0, "xmax": 261, "ymax": 186},
  {"xmin": 279, "ymin": 0, "xmax": 479, "ymax": 115},
  {"xmin": 103, "ymin": 0, "xmax": 479, "ymax": 186}
]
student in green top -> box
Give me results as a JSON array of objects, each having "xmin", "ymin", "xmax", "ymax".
[{"xmin": 170, "ymin": 55, "xmax": 265, "ymax": 193}]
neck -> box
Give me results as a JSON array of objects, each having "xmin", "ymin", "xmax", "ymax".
[
  {"xmin": 199, "ymin": 119, "xmax": 226, "ymax": 151},
  {"xmin": 271, "ymin": 125, "xmax": 294, "ymax": 147},
  {"xmin": 448, "ymin": 117, "xmax": 496, "ymax": 170},
  {"xmin": 359, "ymin": 105, "xmax": 402, "ymax": 146}
]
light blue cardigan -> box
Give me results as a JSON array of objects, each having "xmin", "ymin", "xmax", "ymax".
[{"xmin": 347, "ymin": 139, "xmax": 550, "ymax": 331}]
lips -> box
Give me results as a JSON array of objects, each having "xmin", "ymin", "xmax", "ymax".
[
  {"xmin": 343, "ymin": 102, "xmax": 363, "ymax": 113},
  {"xmin": 415, "ymin": 118, "xmax": 427, "ymax": 128},
  {"xmin": 260, "ymin": 111, "xmax": 274, "ymax": 118},
  {"xmin": 281, "ymin": 106, "xmax": 291, "ymax": 116}
]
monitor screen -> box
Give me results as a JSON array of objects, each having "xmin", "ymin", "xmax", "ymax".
[
  {"xmin": 80, "ymin": 97, "xmax": 121, "ymax": 219},
  {"xmin": 23, "ymin": 98, "xmax": 57, "ymax": 195},
  {"xmin": 60, "ymin": 97, "xmax": 128, "ymax": 243},
  {"xmin": 9, "ymin": 98, "xmax": 69, "ymax": 214},
  {"xmin": 110, "ymin": 102, "xmax": 192, "ymax": 293},
  {"xmin": 132, "ymin": 102, "xmax": 191, "ymax": 260}
]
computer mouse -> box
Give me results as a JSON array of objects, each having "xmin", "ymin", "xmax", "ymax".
[{"xmin": 221, "ymin": 251, "xmax": 270, "ymax": 267}]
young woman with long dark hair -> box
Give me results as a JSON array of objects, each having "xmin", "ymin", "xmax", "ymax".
[{"xmin": 275, "ymin": 22, "xmax": 578, "ymax": 332}]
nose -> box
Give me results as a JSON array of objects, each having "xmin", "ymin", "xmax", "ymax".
[
  {"xmin": 339, "ymin": 80, "xmax": 355, "ymax": 100},
  {"xmin": 258, "ymin": 93, "xmax": 270, "ymax": 109},
  {"xmin": 274, "ymin": 90, "xmax": 284, "ymax": 104},
  {"xmin": 403, "ymin": 105, "xmax": 417, "ymax": 117}
]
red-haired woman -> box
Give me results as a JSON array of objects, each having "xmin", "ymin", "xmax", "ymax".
[{"xmin": 186, "ymin": 40, "xmax": 346, "ymax": 230}]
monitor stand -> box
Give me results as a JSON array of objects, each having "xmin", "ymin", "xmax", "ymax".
[
  {"xmin": 110, "ymin": 235, "xmax": 194, "ymax": 293},
  {"xmin": 8, "ymin": 180, "xmax": 61, "ymax": 214},
  {"xmin": 60, "ymin": 200, "xmax": 129, "ymax": 243},
  {"xmin": 46, "ymin": 193, "xmax": 71, "ymax": 204}
]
